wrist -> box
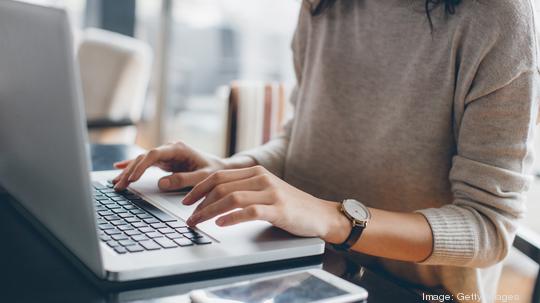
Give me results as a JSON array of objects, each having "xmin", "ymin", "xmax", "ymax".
[
  {"xmin": 221, "ymin": 155, "xmax": 257, "ymax": 170},
  {"xmin": 319, "ymin": 200, "xmax": 352, "ymax": 244}
]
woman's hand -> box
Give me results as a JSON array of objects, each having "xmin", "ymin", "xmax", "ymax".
[
  {"xmin": 112, "ymin": 141, "xmax": 254, "ymax": 192},
  {"xmin": 182, "ymin": 165, "xmax": 351, "ymax": 243}
]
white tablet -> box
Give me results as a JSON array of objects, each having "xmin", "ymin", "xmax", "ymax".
[{"xmin": 189, "ymin": 269, "xmax": 368, "ymax": 303}]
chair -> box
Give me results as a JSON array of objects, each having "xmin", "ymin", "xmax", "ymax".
[
  {"xmin": 225, "ymin": 81, "xmax": 291, "ymax": 156},
  {"xmin": 77, "ymin": 28, "xmax": 152, "ymax": 144}
]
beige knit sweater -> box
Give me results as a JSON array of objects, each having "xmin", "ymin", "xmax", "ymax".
[{"xmin": 239, "ymin": 0, "xmax": 539, "ymax": 301}]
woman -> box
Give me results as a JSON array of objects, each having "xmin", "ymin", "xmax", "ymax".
[{"xmin": 114, "ymin": 0, "xmax": 539, "ymax": 301}]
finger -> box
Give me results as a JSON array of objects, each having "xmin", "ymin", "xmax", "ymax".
[
  {"xmin": 215, "ymin": 205, "xmax": 276, "ymax": 227},
  {"xmin": 113, "ymin": 159, "xmax": 132, "ymax": 169},
  {"xmin": 127, "ymin": 146, "xmax": 178, "ymax": 182},
  {"xmin": 114, "ymin": 161, "xmax": 137, "ymax": 190},
  {"xmin": 183, "ymin": 166, "xmax": 266, "ymax": 205},
  {"xmin": 112, "ymin": 160, "xmax": 134, "ymax": 184},
  {"xmin": 158, "ymin": 170, "xmax": 209, "ymax": 191},
  {"xmin": 192, "ymin": 175, "xmax": 268, "ymax": 213},
  {"xmin": 112, "ymin": 173, "xmax": 122, "ymax": 184},
  {"xmin": 188, "ymin": 191, "xmax": 271, "ymax": 226},
  {"xmin": 114, "ymin": 155, "xmax": 144, "ymax": 191},
  {"xmin": 112, "ymin": 161, "xmax": 134, "ymax": 185}
]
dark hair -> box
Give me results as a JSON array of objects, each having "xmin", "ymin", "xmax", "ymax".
[{"xmin": 312, "ymin": 0, "xmax": 462, "ymax": 30}]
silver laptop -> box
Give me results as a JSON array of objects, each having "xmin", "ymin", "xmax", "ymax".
[{"xmin": 0, "ymin": 1, "xmax": 324, "ymax": 282}]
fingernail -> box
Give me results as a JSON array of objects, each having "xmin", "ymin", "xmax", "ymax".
[
  {"xmin": 187, "ymin": 214, "xmax": 198, "ymax": 225},
  {"xmin": 216, "ymin": 217, "xmax": 225, "ymax": 226},
  {"xmin": 182, "ymin": 195, "xmax": 191, "ymax": 204},
  {"xmin": 160, "ymin": 179, "xmax": 170, "ymax": 189}
]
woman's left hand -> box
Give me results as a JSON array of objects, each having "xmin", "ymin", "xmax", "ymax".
[{"xmin": 182, "ymin": 165, "xmax": 350, "ymax": 242}]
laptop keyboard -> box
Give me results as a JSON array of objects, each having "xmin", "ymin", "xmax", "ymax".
[{"xmin": 93, "ymin": 182, "xmax": 212, "ymax": 254}]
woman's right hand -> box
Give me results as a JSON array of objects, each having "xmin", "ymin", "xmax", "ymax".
[{"xmin": 112, "ymin": 141, "xmax": 245, "ymax": 192}]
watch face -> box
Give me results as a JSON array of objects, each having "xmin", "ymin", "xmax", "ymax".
[{"xmin": 343, "ymin": 199, "xmax": 370, "ymax": 221}]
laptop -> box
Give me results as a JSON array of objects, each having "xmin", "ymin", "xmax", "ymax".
[{"xmin": 0, "ymin": 1, "xmax": 324, "ymax": 283}]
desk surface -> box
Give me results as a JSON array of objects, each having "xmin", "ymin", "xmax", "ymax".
[{"xmin": 0, "ymin": 144, "xmax": 422, "ymax": 303}]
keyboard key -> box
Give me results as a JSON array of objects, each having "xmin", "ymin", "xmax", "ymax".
[
  {"xmin": 176, "ymin": 227, "xmax": 193, "ymax": 234},
  {"xmin": 126, "ymin": 245, "xmax": 144, "ymax": 253},
  {"xmin": 95, "ymin": 205, "xmax": 108, "ymax": 212},
  {"xmin": 158, "ymin": 227, "xmax": 175, "ymax": 234},
  {"xmin": 167, "ymin": 221, "xmax": 187, "ymax": 228},
  {"xmin": 119, "ymin": 239, "xmax": 137, "ymax": 247},
  {"xmin": 150, "ymin": 223, "xmax": 167, "ymax": 229},
  {"xmin": 183, "ymin": 232, "xmax": 203, "ymax": 239},
  {"xmin": 143, "ymin": 218, "xmax": 160, "ymax": 224},
  {"xmin": 124, "ymin": 209, "xmax": 142, "ymax": 215},
  {"xmin": 110, "ymin": 220, "xmax": 128, "ymax": 226},
  {"xmin": 125, "ymin": 229, "xmax": 141, "ymax": 236},
  {"xmin": 138, "ymin": 227, "xmax": 154, "ymax": 233},
  {"xmin": 154, "ymin": 238, "xmax": 178, "ymax": 249},
  {"xmin": 193, "ymin": 237, "xmax": 212, "ymax": 245},
  {"xmin": 111, "ymin": 197, "xmax": 128, "ymax": 202},
  {"xmin": 165, "ymin": 232, "xmax": 183, "ymax": 239},
  {"xmin": 132, "ymin": 222, "xmax": 148, "ymax": 228},
  {"xmin": 99, "ymin": 199, "xmax": 116, "ymax": 205},
  {"xmin": 139, "ymin": 240, "xmax": 161, "ymax": 250},
  {"xmin": 112, "ymin": 208, "xmax": 128, "ymax": 214},
  {"xmin": 112, "ymin": 234, "xmax": 129, "ymax": 241},
  {"xmin": 97, "ymin": 218, "xmax": 107, "ymax": 225},
  {"xmin": 104, "ymin": 215, "xmax": 121, "ymax": 221},
  {"xmin": 106, "ymin": 240, "xmax": 120, "ymax": 247},
  {"xmin": 114, "ymin": 246, "xmax": 127, "ymax": 254},
  {"xmin": 118, "ymin": 213, "xmax": 134, "ymax": 219},
  {"xmin": 145, "ymin": 232, "xmax": 164, "ymax": 239},
  {"xmin": 131, "ymin": 234, "xmax": 148, "ymax": 242},
  {"xmin": 98, "ymin": 223, "xmax": 115, "ymax": 230},
  {"xmin": 98, "ymin": 210, "xmax": 114, "ymax": 217},
  {"xmin": 173, "ymin": 238, "xmax": 193, "ymax": 247},
  {"xmin": 117, "ymin": 225, "xmax": 134, "ymax": 231},
  {"xmin": 137, "ymin": 213, "xmax": 153, "ymax": 220},
  {"xmin": 93, "ymin": 184, "xmax": 107, "ymax": 190},
  {"xmin": 105, "ymin": 204, "xmax": 122, "ymax": 210},
  {"xmin": 104, "ymin": 229, "xmax": 122, "ymax": 235},
  {"xmin": 125, "ymin": 217, "xmax": 141, "ymax": 223},
  {"xmin": 100, "ymin": 235, "xmax": 111, "ymax": 241}
]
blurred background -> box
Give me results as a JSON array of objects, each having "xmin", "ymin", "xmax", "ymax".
[
  {"xmin": 26, "ymin": 0, "xmax": 300, "ymax": 156},
  {"xmin": 14, "ymin": 1, "xmax": 540, "ymax": 300}
]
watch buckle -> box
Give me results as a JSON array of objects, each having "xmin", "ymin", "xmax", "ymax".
[{"xmin": 352, "ymin": 220, "xmax": 367, "ymax": 228}]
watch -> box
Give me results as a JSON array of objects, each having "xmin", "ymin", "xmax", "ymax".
[{"xmin": 333, "ymin": 199, "xmax": 371, "ymax": 251}]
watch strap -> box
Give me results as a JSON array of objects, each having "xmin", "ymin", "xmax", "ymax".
[{"xmin": 333, "ymin": 224, "xmax": 365, "ymax": 251}]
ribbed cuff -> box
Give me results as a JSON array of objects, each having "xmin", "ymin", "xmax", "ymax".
[{"xmin": 415, "ymin": 206, "xmax": 477, "ymax": 266}]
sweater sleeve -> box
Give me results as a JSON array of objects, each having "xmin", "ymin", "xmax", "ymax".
[
  {"xmin": 233, "ymin": 86, "xmax": 298, "ymax": 178},
  {"xmin": 416, "ymin": 3, "xmax": 539, "ymax": 267}
]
